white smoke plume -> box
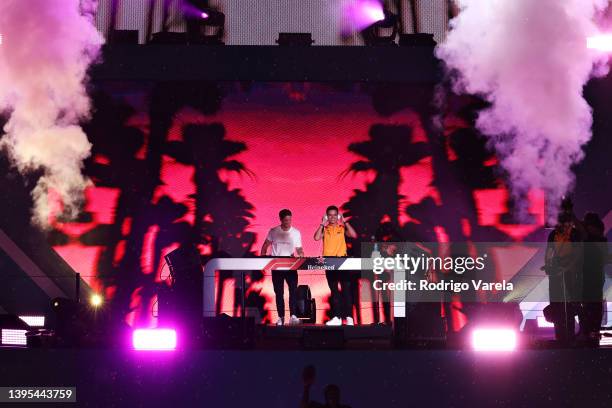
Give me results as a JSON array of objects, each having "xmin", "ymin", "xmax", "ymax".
[
  {"xmin": 0, "ymin": 0, "xmax": 103, "ymax": 228},
  {"xmin": 437, "ymin": 0, "xmax": 609, "ymax": 222}
]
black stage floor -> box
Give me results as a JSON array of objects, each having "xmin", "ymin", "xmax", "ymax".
[
  {"xmin": 262, "ymin": 324, "xmax": 393, "ymax": 338},
  {"xmin": 257, "ymin": 323, "xmax": 395, "ymax": 350},
  {"xmin": 0, "ymin": 348, "xmax": 610, "ymax": 407}
]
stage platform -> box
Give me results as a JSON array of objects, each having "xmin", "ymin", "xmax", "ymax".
[
  {"xmin": 261, "ymin": 323, "xmax": 393, "ymax": 339},
  {"xmin": 257, "ymin": 324, "xmax": 394, "ymax": 349}
]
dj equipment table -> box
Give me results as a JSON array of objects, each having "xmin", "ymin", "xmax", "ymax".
[{"xmin": 202, "ymin": 257, "xmax": 408, "ymax": 318}]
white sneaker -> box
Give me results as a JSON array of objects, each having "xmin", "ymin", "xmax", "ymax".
[
  {"xmin": 289, "ymin": 315, "xmax": 300, "ymax": 325},
  {"xmin": 276, "ymin": 318, "xmax": 284, "ymax": 326},
  {"xmin": 345, "ymin": 317, "xmax": 354, "ymax": 326},
  {"xmin": 326, "ymin": 316, "xmax": 342, "ymax": 326}
]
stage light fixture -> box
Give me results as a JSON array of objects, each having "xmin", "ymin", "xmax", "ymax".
[
  {"xmin": 1, "ymin": 329, "xmax": 27, "ymax": 346},
  {"xmin": 0, "ymin": 315, "xmax": 30, "ymax": 346},
  {"xmin": 90, "ymin": 294, "xmax": 103, "ymax": 308},
  {"xmin": 587, "ymin": 34, "xmax": 612, "ymax": 51},
  {"xmin": 472, "ymin": 328, "xmax": 517, "ymax": 352},
  {"xmin": 19, "ymin": 315, "xmax": 45, "ymax": 327},
  {"xmin": 360, "ymin": 1, "xmax": 385, "ymax": 23},
  {"xmin": 132, "ymin": 328, "xmax": 177, "ymax": 351},
  {"xmin": 185, "ymin": 5, "xmax": 225, "ymax": 45},
  {"xmin": 197, "ymin": 8, "xmax": 225, "ymax": 26},
  {"xmin": 341, "ymin": 0, "xmax": 386, "ymax": 32},
  {"xmin": 361, "ymin": 9, "xmax": 399, "ymax": 45},
  {"xmin": 276, "ymin": 33, "xmax": 314, "ymax": 47}
]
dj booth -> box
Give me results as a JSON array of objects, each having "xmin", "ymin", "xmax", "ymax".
[{"xmin": 202, "ymin": 256, "xmax": 409, "ymax": 320}]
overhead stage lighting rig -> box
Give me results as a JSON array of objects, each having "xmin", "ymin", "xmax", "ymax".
[
  {"xmin": 361, "ymin": 9, "xmax": 399, "ymax": 46},
  {"xmin": 185, "ymin": 1, "xmax": 226, "ymax": 45}
]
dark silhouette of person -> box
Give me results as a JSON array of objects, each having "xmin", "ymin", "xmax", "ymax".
[
  {"xmin": 544, "ymin": 209, "xmax": 583, "ymax": 345},
  {"xmin": 578, "ymin": 212, "xmax": 608, "ymax": 345},
  {"xmin": 370, "ymin": 223, "xmax": 404, "ymax": 324},
  {"xmin": 300, "ymin": 365, "xmax": 351, "ymax": 408}
]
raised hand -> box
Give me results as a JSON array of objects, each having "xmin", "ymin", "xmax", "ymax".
[{"xmin": 302, "ymin": 365, "xmax": 316, "ymax": 387}]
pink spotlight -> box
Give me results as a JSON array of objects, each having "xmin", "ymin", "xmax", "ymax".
[
  {"xmin": 472, "ymin": 328, "xmax": 517, "ymax": 352},
  {"xmin": 132, "ymin": 329, "xmax": 177, "ymax": 351},
  {"xmin": 587, "ymin": 35, "xmax": 612, "ymax": 52},
  {"xmin": 342, "ymin": 0, "xmax": 385, "ymax": 32},
  {"xmin": 201, "ymin": 11, "xmax": 209, "ymax": 19}
]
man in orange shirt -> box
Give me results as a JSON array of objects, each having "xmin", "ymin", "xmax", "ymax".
[{"xmin": 314, "ymin": 205, "xmax": 358, "ymax": 326}]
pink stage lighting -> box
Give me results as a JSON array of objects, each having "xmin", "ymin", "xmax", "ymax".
[
  {"xmin": 342, "ymin": 0, "xmax": 386, "ymax": 32},
  {"xmin": 1, "ymin": 329, "xmax": 27, "ymax": 346},
  {"xmin": 587, "ymin": 35, "xmax": 612, "ymax": 52},
  {"xmin": 132, "ymin": 329, "xmax": 177, "ymax": 351},
  {"xmin": 201, "ymin": 11, "xmax": 209, "ymax": 19},
  {"xmin": 472, "ymin": 328, "xmax": 517, "ymax": 352}
]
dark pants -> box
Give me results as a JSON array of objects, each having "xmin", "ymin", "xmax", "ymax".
[
  {"xmin": 372, "ymin": 271, "xmax": 391, "ymax": 324},
  {"xmin": 272, "ymin": 270, "xmax": 298, "ymax": 319},
  {"xmin": 549, "ymin": 272, "xmax": 578, "ymax": 343},
  {"xmin": 326, "ymin": 271, "xmax": 353, "ymax": 319},
  {"xmin": 551, "ymin": 302, "xmax": 576, "ymax": 343},
  {"xmin": 579, "ymin": 302, "xmax": 604, "ymax": 337}
]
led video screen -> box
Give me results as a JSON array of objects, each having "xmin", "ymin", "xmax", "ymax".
[{"xmin": 50, "ymin": 80, "xmax": 610, "ymax": 327}]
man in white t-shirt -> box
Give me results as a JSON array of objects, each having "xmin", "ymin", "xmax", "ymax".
[{"xmin": 261, "ymin": 209, "xmax": 304, "ymax": 326}]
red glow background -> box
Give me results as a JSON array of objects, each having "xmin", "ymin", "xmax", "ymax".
[{"xmin": 51, "ymin": 82, "xmax": 544, "ymax": 326}]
